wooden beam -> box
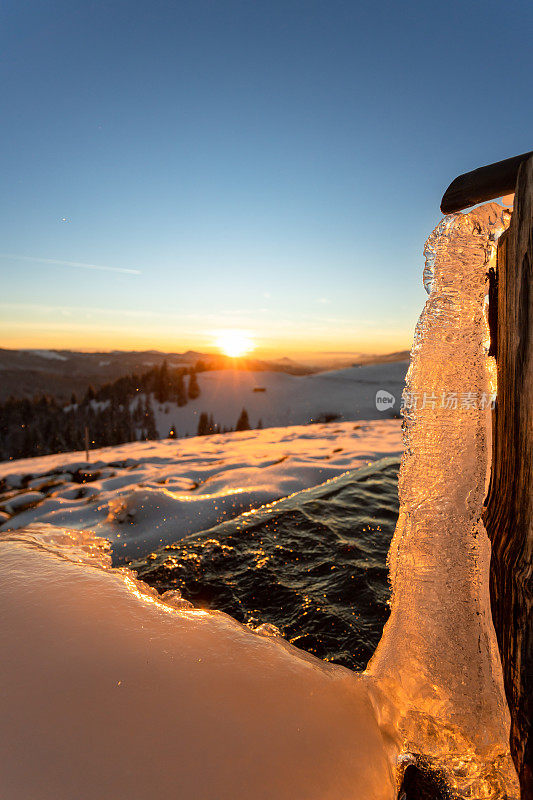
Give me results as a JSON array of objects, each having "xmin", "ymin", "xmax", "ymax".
[
  {"xmin": 483, "ymin": 154, "xmax": 533, "ymax": 800},
  {"xmin": 440, "ymin": 150, "xmax": 533, "ymax": 213}
]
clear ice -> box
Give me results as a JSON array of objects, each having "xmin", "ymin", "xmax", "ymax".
[
  {"xmin": 369, "ymin": 202, "xmax": 519, "ymax": 798},
  {"xmin": 0, "ymin": 203, "xmax": 520, "ymax": 799}
]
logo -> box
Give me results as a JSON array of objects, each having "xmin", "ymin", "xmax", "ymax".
[{"xmin": 375, "ymin": 389, "xmax": 396, "ymax": 411}]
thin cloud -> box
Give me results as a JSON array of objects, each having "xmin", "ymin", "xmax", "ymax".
[
  {"xmin": 0, "ymin": 302, "xmax": 155, "ymax": 318},
  {"xmin": 0, "ymin": 253, "xmax": 141, "ymax": 275}
]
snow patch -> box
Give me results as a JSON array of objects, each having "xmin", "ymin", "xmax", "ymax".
[
  {"xmin": 22, "ymin": 349, "xmax": 68, "ymax": 361},
  {"xmin": 0, "ymin": 420, "xmax": 402, "ymax": 559},
  {"xmin": 0, "ymin": 525, "xmax": 398, "ymax": 800}
]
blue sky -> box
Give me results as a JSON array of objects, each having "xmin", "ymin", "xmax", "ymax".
[{"xmin": 1, "ymin": 0, "xmax": 531, "ymax": 356}]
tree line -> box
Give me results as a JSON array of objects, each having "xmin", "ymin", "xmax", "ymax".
[
  {"xmin": 89, "ymin": 360, "xmax": 200, "ymax": 407},
  {"xmin": 0, "ymin": 362, "xmax": 266, "ymax": 461},
  {"xmin": 195, "ymin": 408, "xmax": 262, "ymax": 436},
  {"xmin": 0, "ymin": 393, "xmax": 158, "ymax": 461},
  {"xmin": 0, "ymin": 361, "xmax": 198, "ymax": 461}
]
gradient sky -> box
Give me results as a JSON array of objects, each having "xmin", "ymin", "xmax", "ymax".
[{"xmin": 1, "ymin": 0, "xmax": 532, "ymax": 357}]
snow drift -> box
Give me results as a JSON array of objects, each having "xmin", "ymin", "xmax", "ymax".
[
  {"xmin": 0, "ymin": 526, "xmax": 398, "ymax": 800},
  {"xmin": 0, "ymin": 419, "xmax": 402, "ymax": 560}
]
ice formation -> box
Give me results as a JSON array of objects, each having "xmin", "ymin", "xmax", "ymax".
[
  {"xmin": 0, "ymin": 203, "xmax": 520, "ymax": 799},
  {"xmin": 0, "ymin": 526, "xmax": 398, "ymax": 800},
  {"xmin": 369, "ymin": 202, "xmax": 519, "ymax": 797}
]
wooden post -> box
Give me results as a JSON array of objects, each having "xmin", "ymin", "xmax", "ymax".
[
  {"xmin": 84, "ymin": 425, "xmax": 90, "ymax": 463},
  {"xmin": 483, "ymin": 155, "xmax": 533, "ymax": 800},
  {"xmin": 441, "ymin": 150, "xmax": 533, "ymax": 213}
]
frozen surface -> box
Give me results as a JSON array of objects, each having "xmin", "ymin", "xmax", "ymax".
[
  {"xmin": 0, "ymin": 419, "xmax": 402, "ymax": 559},
  {"xmin": 0, "ymin": 527, "xmax": 398, "ymax": 800},
  {"xmin": 369, "ymin": 203, "xmax": 518, "ymax": 797}
]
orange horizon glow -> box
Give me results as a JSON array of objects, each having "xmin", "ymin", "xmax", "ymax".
[
  {"xmin": 214, "ymin": 329, "xmax": 255, "ymax": 359},
  {"xmin": 0, "ymin": 333, "xmax": 411, "ymax": 361},
  {"xmin": 0, "ymin": 307, "xmax": 414, "ymax": 358},
  {"xmin": 0, "ymin": 328, "xmax": 411, "ymax": 358}
]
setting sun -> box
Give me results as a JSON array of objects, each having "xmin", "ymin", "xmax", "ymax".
[{"xmin": 215, "ymin": 330, "xmax": 255, "ymax": 358}]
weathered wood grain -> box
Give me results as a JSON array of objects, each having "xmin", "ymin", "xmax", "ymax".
[
  {"xmin": 441, "ymin": 150, "xmax": 533, "ymax": 213},
  {"xmin": 484, "ymin": 155, "xmax": 533, "ymax": 800}
]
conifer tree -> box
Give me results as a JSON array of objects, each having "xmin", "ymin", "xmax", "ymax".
[
  {"xmin": 156, "ymin": 360, "xmax": 170, "ymax": 403},
  {"xmin": 84, "ymin": 385, "xmax": 96, "ymax": 404},
  {"xmin": 197, "ymin": 412, "xmax": 209, "ymax": 436},
  {"xmin": 143, "ymin": 396, "xmax": 158, "ymax": 439},
  {"xmin": 188, "ymin": 371, "xmax": 200, "ymax": 400},
  {"xmin": 176, "ymin": 372, "xmax": 187, "ymax": 406},
  {"xmin": 235, "ymin": 408, "xmax": 250, "ymax": 431}
]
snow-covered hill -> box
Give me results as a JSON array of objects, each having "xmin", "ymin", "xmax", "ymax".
[
  {"xmin": 150, "ymin": 361, "xmax": 407, "ymax": 437},
  {"xmin": 0, "ymin": 419, "xmax": 402, "ymax": 560}
]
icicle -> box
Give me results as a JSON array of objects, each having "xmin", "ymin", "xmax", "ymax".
[{"xmin": 368, "ymin": 203, "xmax": 518, "ymax": 798}]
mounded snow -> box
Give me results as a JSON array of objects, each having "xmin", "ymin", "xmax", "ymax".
[
  {"xmin": 0, "ymin": 491, "xmax": 45, "ymax": 515},
  {"xmin": 0, "ymin": 526, "xmax": 398, "ymax": 800},
  {"xmin": 22, "ymin": 349, "xmax": 68, "ymax": 361},
  {"xmin": 0, "ymin": 420, "xmax": 402, "ymax": 559}
]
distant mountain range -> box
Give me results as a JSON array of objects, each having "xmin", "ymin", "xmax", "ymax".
[{"xmin": 0, "ymin": 348, "xmax": 409, "ymax": 402}]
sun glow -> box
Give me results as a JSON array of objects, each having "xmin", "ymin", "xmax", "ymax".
[{"xmin": 215, "ymin": 330, "xmax": 255, "ymax": 358}]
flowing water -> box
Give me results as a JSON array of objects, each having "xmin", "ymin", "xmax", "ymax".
[{"xmin": 132, "ymin": 457, "xmax": 400, "ymax": 671}]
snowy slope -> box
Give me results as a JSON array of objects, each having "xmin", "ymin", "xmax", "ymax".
[
  {"xmin": 151, "ymin": 361, "xmax": 407, "ymax": 437},
  {"xmin": 0, "ymin": 419, "xmax": 402, "ymax": 560}
]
